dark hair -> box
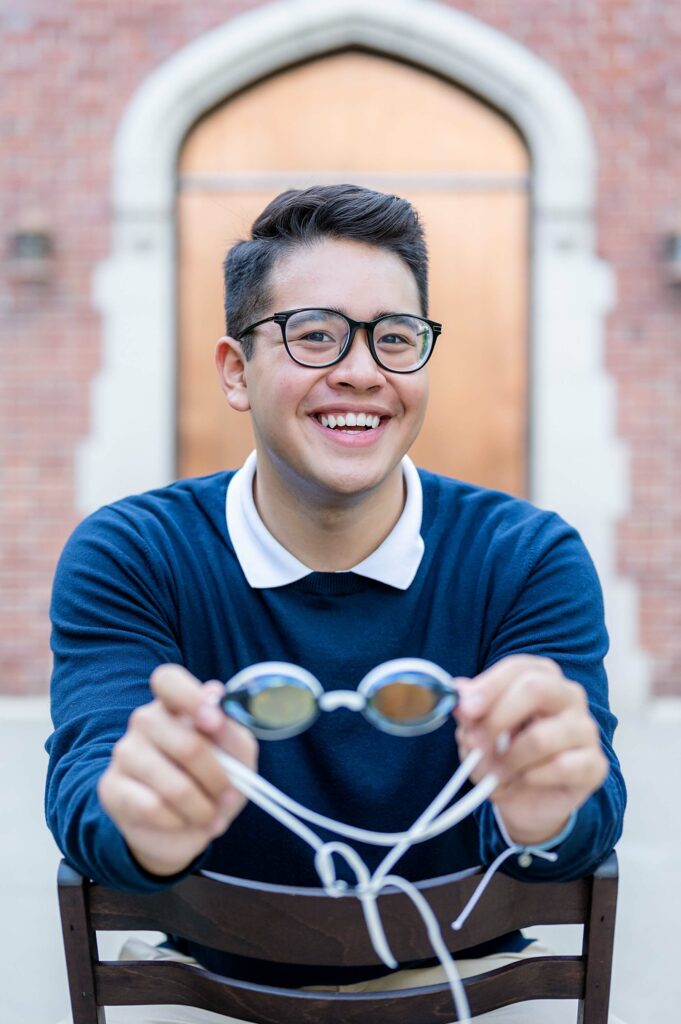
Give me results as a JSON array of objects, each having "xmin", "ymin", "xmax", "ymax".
[{"xmin": 224, "ymin": 184, "xmax": 429, "ymax": 358}]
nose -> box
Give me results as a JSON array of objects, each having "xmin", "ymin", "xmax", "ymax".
[{"xmin": 326, "ymin": 328, "xmax": 386, "ymax": 389}]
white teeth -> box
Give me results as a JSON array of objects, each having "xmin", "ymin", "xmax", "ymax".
[{"xmin": 317, "ymin": 413, "xmax": 382, "ymax": 430}]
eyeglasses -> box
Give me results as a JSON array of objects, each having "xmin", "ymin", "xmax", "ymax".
[
  {"xmin": 238, "ymin": 308, "xmax": 442, "ymax": 373},
  {"xmin": 221, "ymin": 659, "xmax": 458, "ymax": 739}
]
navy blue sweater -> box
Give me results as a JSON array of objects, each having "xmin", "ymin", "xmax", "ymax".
[{"xmin": 46, "ymin": 469, "xmax": 625, "ymax": 985}]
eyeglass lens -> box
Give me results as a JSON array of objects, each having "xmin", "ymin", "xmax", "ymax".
[{"xmin": 284, "ymin": 309, "xmax": 433, "ymax": 371}]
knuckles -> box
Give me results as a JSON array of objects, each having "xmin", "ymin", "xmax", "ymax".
[
  {"xmin": 516, "ymin": 671, "xmax": 547, "ymax": 703},
  {"xmin": 524, "ymin": 726, "xmax": 552, "ymax": 760},
  {"xmin": 111, "ymin": 734, "xmax": 135, "ymax": 767},
  {"xmin": 165, "ymin": 775, "xmax": 194, "ymax": 806},
  {"xmin": 566, "ymin": 679, "xmax": 588, "ymax": 710},
  {"xmin": 173, "ymin": 732, "xmax": 204, "ymax": 764},
  {"xmin": 129, "ymin": 702, "xmax": 155, "ymax": 731},
  {"xmin": 594, "ymin": 748, "xmax": 609, "ymax": 786},
  {"xmin": 582, "ymin": 714, "xmax": 601, "ymax": 747}
]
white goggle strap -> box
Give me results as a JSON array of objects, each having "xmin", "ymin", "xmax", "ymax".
[
  {"xmin": 214, "ymin": 747, "xmax": 494, "ymax": 847},
  {"xmin": 212, "ymin": 746, "xmax": 560, "ymax": 1024},
  {"xmin": 214, "ymin": 746, "xmax": 486, "ymax": 1023}
]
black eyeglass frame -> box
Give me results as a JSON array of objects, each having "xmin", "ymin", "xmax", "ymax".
[{"xmin": 237, "ymin": 307, "xmax": 443, "ymax": 374}]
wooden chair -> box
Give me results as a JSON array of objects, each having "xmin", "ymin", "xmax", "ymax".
[{"xmin": 58, "ymin": 852, "xmax": 618, "ymax": 1023}]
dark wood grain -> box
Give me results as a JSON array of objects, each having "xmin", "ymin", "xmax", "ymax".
[
  {"xmin": 57, "ymin": 861, "xmax": 105, "ymax": 1024},
  {"xmin": 89, "ymin": 867, "xmax": 590, "ymax": 965},
  {"xmin": 579, "ymin": 854, "xmax": 619, "ymax": 1023},
  {"xmin": 95, "ymin": 956, "xmax": 585, "ymax": 1023},
  {"xmin": 58, "ymin": 852, "xmax": 619, "ymax": 1023}
]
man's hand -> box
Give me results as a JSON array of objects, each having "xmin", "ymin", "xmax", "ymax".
[
  {"xmin": 98, "ymin": 664, "xmax": 258, "ymax": 877},
  {"xmin": 454, "ymin": 655, "xmax": 608, "ymax": 846}
]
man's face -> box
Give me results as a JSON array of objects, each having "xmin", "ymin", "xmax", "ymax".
[{"xmin": 220, "ymin": 237, "xmax": 430, "ymax": 505}]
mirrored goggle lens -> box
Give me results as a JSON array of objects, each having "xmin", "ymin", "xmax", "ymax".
[
  {"xmin": 367, "ymin": 672, "xmax": 456, "ymax": 729},
  {"xmin": 223, "ymin": 677, "xmax": 317, "ymax": 734}
]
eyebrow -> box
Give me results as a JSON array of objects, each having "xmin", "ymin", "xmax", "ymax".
[{"xmin": 327, "ymin": 306, "xmax": 414, "ymax": 321}]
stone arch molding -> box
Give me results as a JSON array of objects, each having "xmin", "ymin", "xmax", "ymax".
[{"xmin": 81, "ymin": 0, "xmax": 648, "ymax": 706}]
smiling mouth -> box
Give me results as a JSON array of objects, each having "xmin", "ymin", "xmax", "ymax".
[{"xmin": 316, "ymin": 412, "xmax": 382, "ymax": 432}]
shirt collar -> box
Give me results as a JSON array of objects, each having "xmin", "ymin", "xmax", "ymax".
[{"xmin": 226, "ymin": 451, "xmax": 424, "ymax": 590}]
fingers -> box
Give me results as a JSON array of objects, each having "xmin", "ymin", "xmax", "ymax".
[
  {"xmin": 455, "ymin": 657, "xmax": 586, "ymax": 755},
  {"xmin": 452, "ymin": 655, "xmax": 608, "ymax": 844},
  {"xmin": 151, "ymin": 665, "xmax": 258, "ymax": 769},
  {"xmin": 98, "ymin": 772, "xmax": 185, "ymax": 831},
  {"xmin": 455, "ymin": 655, "xmax": 563, "ymax": 722},
  {"xmin": 483, "ymin": 671, "xmax": 586, "ymax": 748},
  {"xmin": 494, "ymin": 708, "xmax": 599, "ymax": 781},
  {"xmin": 98, "ymin": 664, "xmax": 260, "ymax": 875},
  {"xmin": 150, "ymin": 663, "xmax": 215, "ymax": 717},
  {"xmin": 128, "ymin": 701, "xmax": 233, "ymax": 801},
  {"xmin": 504, "ymin": 747, "xmax": 608, "ymax": 793},
  {"xmin": 112, "ymin": 727, "xmax": 222, "ymax": 828},
  {"xmin": 116, "ymin": 675, "xmax": 257, "ymax": 829}
]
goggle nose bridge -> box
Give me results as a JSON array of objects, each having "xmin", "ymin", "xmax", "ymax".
[{"xmin": 318, "ymin": 690, "xmax": 367, "ymax": 713}]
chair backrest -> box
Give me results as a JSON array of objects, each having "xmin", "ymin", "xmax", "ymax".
[{"xmin": 58, "ymin": 853, "xmax": 617, "ymax": 1024}]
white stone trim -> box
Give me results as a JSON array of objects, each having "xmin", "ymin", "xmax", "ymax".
[{"xmin": 78, "ymin": 0, "xmax": 649, "ymax": 707}]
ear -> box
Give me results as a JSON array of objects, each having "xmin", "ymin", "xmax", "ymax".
[{"xmin": 215, "ymin": 337, "xmax": 251, "ymax": 412}]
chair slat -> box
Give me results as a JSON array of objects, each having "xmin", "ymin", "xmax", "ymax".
[
  {"xmin": 95, "ymin": 955, "xmax": 585, "ymax": 1024},
  {"xmin": 89, "ymin": 869, "xmax": 590, "ymax": 966}
]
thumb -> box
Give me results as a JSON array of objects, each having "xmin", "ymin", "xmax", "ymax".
[{"xmin": 454, "ymin": 678, "xmax": 488, "ymax": 721}]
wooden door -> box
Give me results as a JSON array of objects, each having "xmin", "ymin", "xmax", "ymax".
[{"xmin": 177, "ymin": 51, "xmax": 529, "ymax": 494}]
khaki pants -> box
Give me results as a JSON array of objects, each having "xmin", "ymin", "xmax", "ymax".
[{"xmin": 58, "ymin": 937, "xmax": 628, "ymax": 1023}]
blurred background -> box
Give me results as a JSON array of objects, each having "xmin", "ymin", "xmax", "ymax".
[{"xmin": 1, "ymin": 0, "xmax": 679, "ymax": 1020}]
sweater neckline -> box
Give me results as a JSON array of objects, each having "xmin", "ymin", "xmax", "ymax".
[{"xmin": 282, "ymin": 572, "xmax": 380, "ymax": 596}]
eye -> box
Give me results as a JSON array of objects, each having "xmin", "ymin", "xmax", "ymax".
[
  {"xmin": 285, "ymin": 311, "xmax": 347, "ymax": 348},
  {"xmin": 300, "ymin": 330, "xmax": 336, "ymax": 344},
  {"xmin": 377, "ymin": 333, "xmax": 415, "ymax": 347}
]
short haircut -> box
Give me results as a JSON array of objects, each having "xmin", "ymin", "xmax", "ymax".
[{"xmin": 224, "ymin": 183, "xmax": 429, "ymax": 358}]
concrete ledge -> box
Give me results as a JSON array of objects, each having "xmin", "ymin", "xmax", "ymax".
[{"xmin": 0, "ymin": 696, "xmax": 51, "ymax": 721}]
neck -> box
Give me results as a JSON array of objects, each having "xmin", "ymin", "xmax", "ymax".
[{"xmin": 253, "ymin": 462, "xmax": 406, "ymax": 572}]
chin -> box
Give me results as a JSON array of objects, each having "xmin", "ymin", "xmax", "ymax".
[{"xmin": 312, "ymin": 463, "xmax": 396, "ymax": 503}]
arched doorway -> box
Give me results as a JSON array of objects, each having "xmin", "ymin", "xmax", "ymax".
[
  {"xmin": 177, "ymin": 51, "xmax": 530, "ymax": 494},
  {"xmin": 83, "ymin": 0, "xmax": 647, "ymax": 706}
]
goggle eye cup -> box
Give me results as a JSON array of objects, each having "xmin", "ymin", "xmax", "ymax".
[
  {"xmin": 221, "ymin": 674, "xmax": 319, "ymax": 739},
  {"xmin": 364, "ymin": 671, "xmax": 458, "ymax": 736}
]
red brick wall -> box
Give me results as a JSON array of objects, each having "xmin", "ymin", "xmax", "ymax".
[{"xmin": 1, "ymin": 0, "xmax": 679, "ymax": 696}]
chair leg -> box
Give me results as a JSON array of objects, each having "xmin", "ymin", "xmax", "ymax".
[
  {"xmin": 578, "ymin": 852, "xmax": 618, "ymax": 1024},
  {"xmin": 58, "ymin": 861, "xmax": 106, "ymax": 1024}
]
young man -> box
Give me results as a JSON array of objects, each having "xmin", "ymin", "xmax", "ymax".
[{"xmin": 47, "ymin": 184, "xmax": 625, "ymax": 1022}]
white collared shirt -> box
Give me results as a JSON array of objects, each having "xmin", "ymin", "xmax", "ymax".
[{"xmin": 225, "ymin": 451, "xmax": 424, "ymax": 590}]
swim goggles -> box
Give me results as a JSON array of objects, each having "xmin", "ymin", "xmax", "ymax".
[{"xmin": 221, "ymin": 658, "xmax": 459, "ymax": 739}]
